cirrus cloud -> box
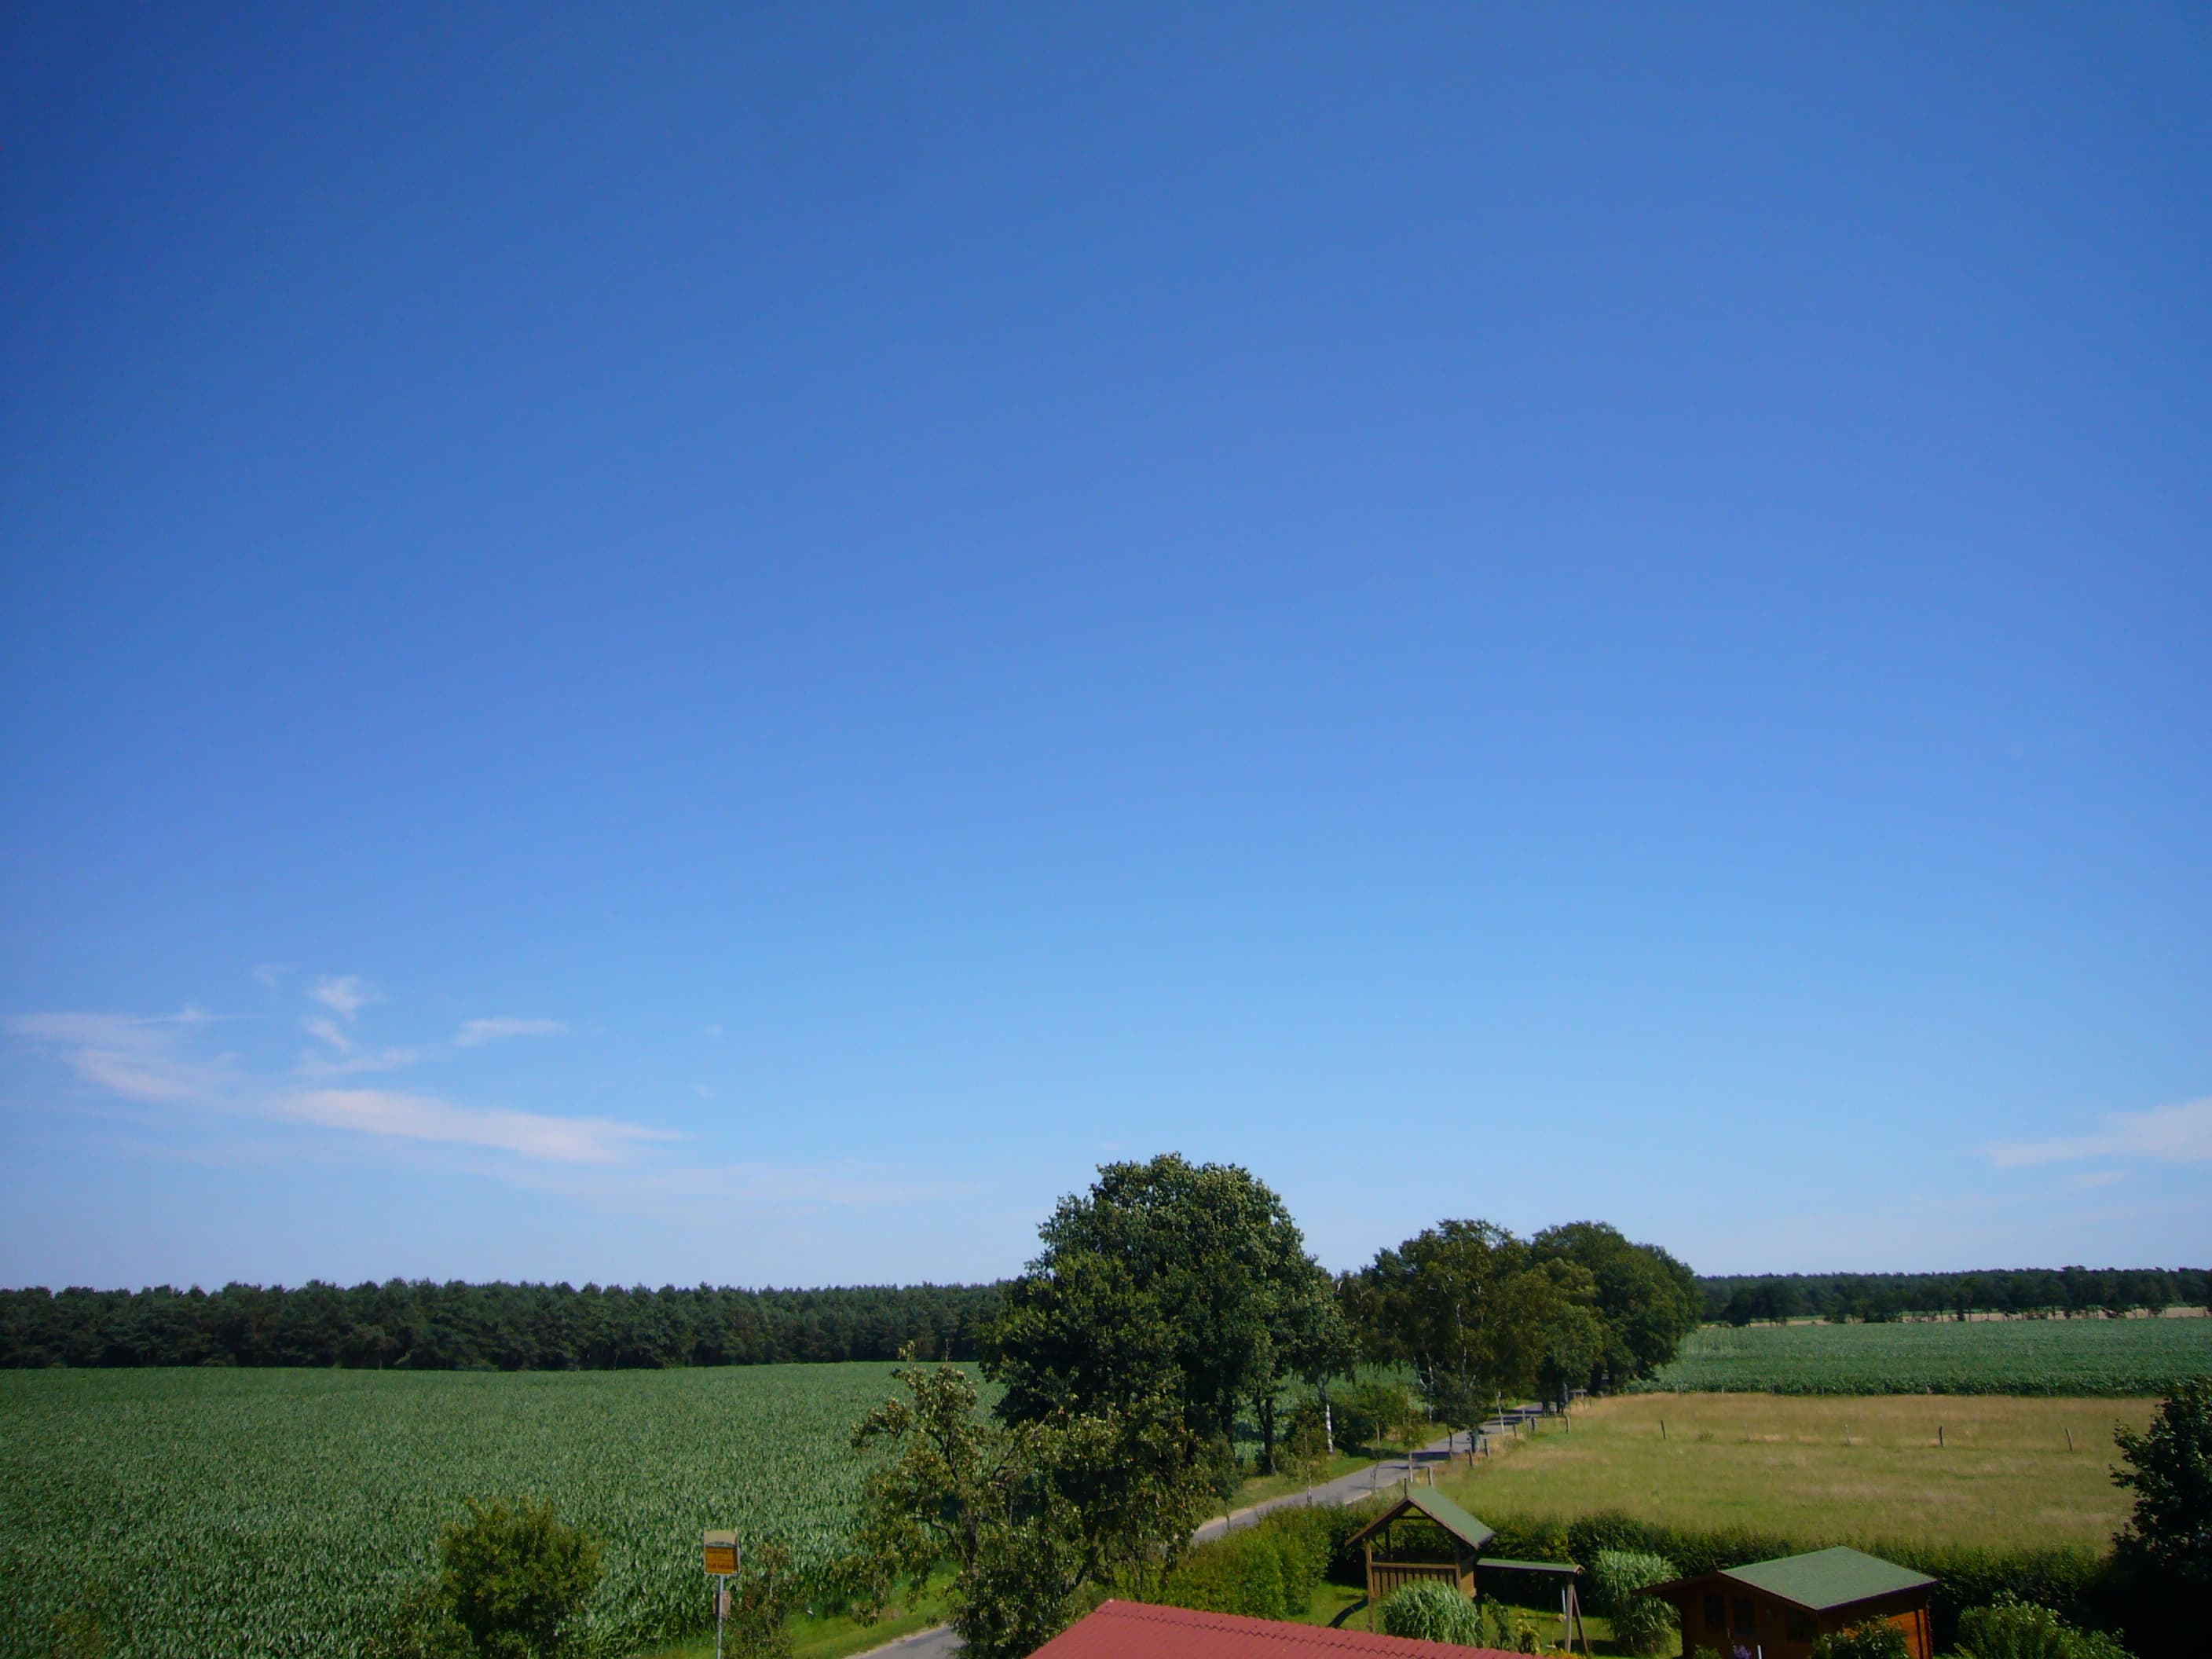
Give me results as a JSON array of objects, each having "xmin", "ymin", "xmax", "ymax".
[
  {"xmin": 455, "ymin": 1017, "xmax": 566, "ymax": 1048},
  {"xmin": 6, "ymin": 1009, "xmax": 229, "ymax": 1103},
  {"xmin": 281, "ymin": 1090, "xmax": 683, "ymax": 1164},
  {"xmin": 309, "ymin": 976, "xmax": 378, "ymax": 1020},
  {"xmin": 1987, "ymin": 1097, "xmax": 2212, "ymax": 1168}
]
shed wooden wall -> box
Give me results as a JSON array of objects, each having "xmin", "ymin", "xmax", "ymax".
[{"xmin": 1671, "ymin": 1584, "xmax": 1931, "ymax": 1659}]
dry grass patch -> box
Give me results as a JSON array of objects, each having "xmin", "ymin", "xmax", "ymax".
[{"xmin": 1435, "ymin": 1393, "xmax": 2154, "ymax": 1551}]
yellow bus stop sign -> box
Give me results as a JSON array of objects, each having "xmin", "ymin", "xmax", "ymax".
[{"xmin": 702, "ymin": 1530, "xmax": 739, "ymax": 1577}]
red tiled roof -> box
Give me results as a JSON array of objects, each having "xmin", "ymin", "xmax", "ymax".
[{"xmin": 1030, "ymin": 1600, "xmax": 1519, "ymax": 1658}]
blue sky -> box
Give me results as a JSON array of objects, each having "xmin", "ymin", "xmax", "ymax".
[{"xmin": 3, "ymin": 4, "xmax": 2207, "ymax": 1291}]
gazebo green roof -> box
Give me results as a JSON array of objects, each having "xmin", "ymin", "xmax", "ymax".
[
  {"xmin": 1650, "ymin": 1547, "xmax": 1935, "ymax": 1613},
  {"xmin": 1344, "ymin": 1488, "xmax": 1497, "ymax": 1554}
]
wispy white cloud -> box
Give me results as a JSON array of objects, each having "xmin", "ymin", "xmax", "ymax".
[
  {"xmin": 9, "ymin": 1009, "xmax": 211, "ymax": 1048},
  {"xmin": 1989, "ymin": 1097, "xmax": 2212, "ymax": 1168},
  {"xmin": 309, "ymin": 976, "xmax": 377, "ymax": 1020},
  {"xmin": 295, "ymin": 1044, "xmax": 424, "ymax": 1078},
  {"xmin": 8, "ymin": 1000, "xmax": 947, "ymax": 1221},
  {"xmin": 455, "ymin": 1017, "xmax": 566, "ymax": 1048},
  {"xmin": 280, "ymin": 1090, "xmax": 683, "ymax": 1165},
  {"xmin": 301, "ymin": 1015, "xmax": 351, "ymax": 1054},
  {"xmin": 253, "ymin": 963, "xmax": 295, "ymax": 990},
  {"xmin": 502, "ymin": 1156, "xmax": 979, "ymax": 1224},
  {"xmin": 6, "ymin": 1009, "xmax": 229, "ymax": 1103},
  {"xmin": 71, "ymin": 1050, "xmax": 208, "ymax": 1102}
]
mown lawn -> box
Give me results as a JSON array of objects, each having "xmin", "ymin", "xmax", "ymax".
[{"xmin": 1435, "ymin": 1392, "xmax": 2155, "ymax": 1551}]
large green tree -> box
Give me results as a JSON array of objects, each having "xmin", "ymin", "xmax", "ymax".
[
  {"xmin": 985, "ymin": 1155, "xmax": 1350, "ymax": 1474},
  {"xmin": 1349, "ymin": 1217, "xmax": 1697, "ymax": 1415},
  {"xmin": 1529, "ymin": 1221, "xmax": 1702, "ymax": 1383},
  {"xmin": 846, "ymin": 1359, "xmax": 1209, "ymax": 1659},
  {"xmin": 1349, "ymin": 1219, "xmax": 1591, "ymax": 1420}
]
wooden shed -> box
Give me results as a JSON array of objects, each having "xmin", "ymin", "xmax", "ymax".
[
  {"xmin": 1641, "ymin": 1546, "xmax": 1937, "ymax": 1659},
  {"xmin": 1342, "ymin": 1489, "xmax": 1496, "ymax": 1606}
]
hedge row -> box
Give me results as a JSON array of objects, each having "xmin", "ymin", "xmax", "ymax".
[{"xmin": 1135, "ymin": 1504, "xmax": 1372, "ymax": 1621}]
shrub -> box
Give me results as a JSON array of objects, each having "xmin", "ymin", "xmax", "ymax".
[
  {"xmin": 1284, "ymin": 1399, "xmax": 1331, "ymax": 1484},
  {"xmin": 370, "ymin": 1582, "xmax": 474, "ymax": 1659},
  {"xmin": 1333, "ymin": 1380, "xmax": 1415, "ymax": 1452},
  {"xmin": 1148, "ymin": 1507, "xmax": 1341, "ymax": 1621},
  {"xmin": 434, "ymin": 1497, "xmax": 605, "ymax": 1659},
  {"xmin": 1811, "ymin": 1622, "xmax": 1909, "ymax": 1659},
  {"xmin": 1954, "ymin": 1593, "xmax": 2133, "ymax": 1659},
  {"xmin": 1379, "ymin": 1581, "xmax": 1483, "ymax": 1644},
  {"xmin": 1587, "ymin": 1550, "xmax": 1679, "ymax": 1655},
  {"xmin": 726, "ymin": 1540, "xmax": 797, "ymax": 1659},
  {"xmin": 1498, "ymin": 1602, "xmax": 1544, "ymax": 1652},
  {"xmin": 1322, "ymin": 1500, "xmax": 1381, "ymax": 1584}
]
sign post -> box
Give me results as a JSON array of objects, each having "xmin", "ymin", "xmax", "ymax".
[{"xmin": 703, "ymin": 1531, "xmax": 740, "ymax": 1659}]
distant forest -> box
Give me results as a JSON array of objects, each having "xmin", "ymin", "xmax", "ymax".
[
  {"xmin": 1697, "ymin": 1266, "xmax": 2210, "ymax": 1324},
  {"xmin": 0, "ymin": 1280, "xmax": 1006, "ymax": 1370},
  {"xmin": 3, "ymin": 1265, "xmax": 2205, "ymax": 1370}
]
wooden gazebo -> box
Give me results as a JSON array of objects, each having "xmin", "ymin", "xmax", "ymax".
[{"xmin": 1342, "ymin": 1489, "xmax": 1496, "ymax": 1606}]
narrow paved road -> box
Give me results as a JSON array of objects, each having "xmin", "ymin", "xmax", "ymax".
[
  {"xmin": 1192, "ymin": 1427, "xmax": 1475, "ymax": 1543},
  {"xmin": 854, "ymin": 1422, "xmax": 1524, "ymax": 1659}
]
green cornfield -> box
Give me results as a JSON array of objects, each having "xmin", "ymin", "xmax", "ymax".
[
  {"xmin": 0, "ymin": 1362, "xmax": 976, "ymax": 1659},
  {"xmin": 1634, "ymin": 1315, "xmax": 2212, "ymax": 1397}
]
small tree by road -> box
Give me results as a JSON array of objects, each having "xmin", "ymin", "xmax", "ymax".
[{"xmin": 846, "ymin": 1357, "xmax": 1211, "ymax": 1659}]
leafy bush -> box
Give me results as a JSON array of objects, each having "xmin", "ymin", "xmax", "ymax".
[
  {"xmin": 1954, "ymin": 1593, "xmax": 2133, "ymax": 1659},
  {"xmin": 1587, "ymin": 1550, "xmax": 1679, "ymax": 1655},
  {"xmin": 1148, "ymin": 1507, "xmax": 1342, "ymax": 1621},
  {"xmin": 1492, "ymin": 1602, "xmax": 1544, "ymax": 1652},
  {"xmin": 726, "ymin": 1540, "xmax": 797, "ymax": 1659},
  {"xmin": 1333, "ymin": 1379, "xmax": 1420, "ymax": 1451},
  {"xmin": 1379, "ymin": 1581, "xmax": 1483, "ymax": 1645},
  {"xmin": 1811, "ymin": 1621, "xmax": 1909, "ymax": 1659},
  {"xmin": 370, "ymin": 1583, "xmax": 473, "ymax": 1659},
  {"xmin": 432, "ymin": 1498, "xmax": 605, "ymax": 1659},
  {"xmin": 1283, "ymin": 1399, "xmax": 1332, "ymax": 1484}
]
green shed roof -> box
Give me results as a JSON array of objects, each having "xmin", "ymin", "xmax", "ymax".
[
  {"xmin": 1343, "ymin": 1486, "xmax": 1497, "ymax": 1553},
  {"xmin": 1719, "ymin": 1547, "xmax": 1935, "ymax": 1612}
]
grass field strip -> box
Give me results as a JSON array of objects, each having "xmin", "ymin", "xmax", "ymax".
[{"xmin": 1436, "ymin": 1393, "xmax": 2158, "ymax": 1551}]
